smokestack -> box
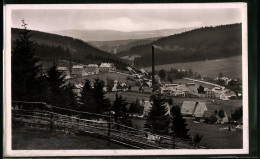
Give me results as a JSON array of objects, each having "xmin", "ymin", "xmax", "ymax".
[{"xmin": 152, "ymin": 45, "xmax": 155, "ymax": 92}]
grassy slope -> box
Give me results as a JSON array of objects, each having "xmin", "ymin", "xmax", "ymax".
[
  {"xmin": 143, "ymin": 56, "xmax": 242, "ymax": 79},
  {"xmin": 67, "ymin": 72, "xmax": 134, "ymax": 85},
  {"xmin": 185, "ymin": 119, "xmax": 242, "ymax": 149},
  {"xmin": 12, "ymin": 127, "xmax": 130, "ymax": 150},
  {"xmin": 130, "ymin": 118, "xmax": 242, "ymax": 149}
]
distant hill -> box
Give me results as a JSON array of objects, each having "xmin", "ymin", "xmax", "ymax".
[
  {"xmin": 116, "ymin": 24, "xmax": 242, "ymax": 68},
  {"xmin": 52, "ymin": 28, "xmax": 194, "ymax": 42},
  {"xmin": 11, "ymin": 28, "xmax": 128, "ymax": 70},
  {"xmin": 88, "ymin": 37, "xmax": 160, "ymax": 54}
]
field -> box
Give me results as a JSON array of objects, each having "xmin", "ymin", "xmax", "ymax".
[
  {"xmin": 167, "ymin": 78, "xmax": 218, "ymax": 89},
  {"xmin": 105, "ymin": 92, "xmax": 150, "ymax": 104},
  {"xmin": 67, "ymin": 72, "xmax": 134, "ymax": 85},
  {"xmin": 186, "ymin": 119, "xmax": 242, "ymax": 149},
  {"xmin": 143, "ymin": 56, "xmax": 242, "ymax": 79},
  {"xmin": 109, "ymin": 91, "xmax": 243, "ymax": 149},
  {"xmin": 12, "ymin": 127, "xmax": 131, "ymax": 150},
  {"xmin": 106, "ymin": 92, "xmax": 242, "ymax": 115},
  {"xmin": 131, "ymin": 118, "xmax": 242, "ymax": 149}
]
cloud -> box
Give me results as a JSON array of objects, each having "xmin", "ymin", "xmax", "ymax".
[
  {"xmin": 82, "ymin": 17, "xmax": 202, "ymax": 32},
  {"xmin": 11, "ymin": 8, "xmax": 242, "ymax": 32},
  {"xmin": 83, "ymin": 17, "xmax": 135, "ymax": 31}
]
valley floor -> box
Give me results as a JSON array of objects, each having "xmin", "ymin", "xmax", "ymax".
[{"xmin": 142, "ymin": 56, "xmax": 242, "ymax": 79}]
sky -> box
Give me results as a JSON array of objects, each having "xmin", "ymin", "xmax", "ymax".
[{"xmin": 11, "ymin": 8, "xmax": 242, "ymax": 32}]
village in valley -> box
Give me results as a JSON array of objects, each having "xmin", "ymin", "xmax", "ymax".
[
  {"xmin": 53, "ymin": 58, "xmax": 243, "ymax": 148},
  {"xmin": 10, "ymin": 7, "xmax": 244, "ymax": 150}
]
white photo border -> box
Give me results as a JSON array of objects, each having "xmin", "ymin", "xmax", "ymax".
[{"xmin": 4, "ymin": 3, "xmax": 248, "ymax": 157}]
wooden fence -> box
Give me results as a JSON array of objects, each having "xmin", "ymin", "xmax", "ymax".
[{"xmin": 12, "ymin": 101, "xmax": 205, "ymax": 149}]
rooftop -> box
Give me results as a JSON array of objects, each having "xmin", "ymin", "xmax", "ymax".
[
  {"xmin": 87, "ymin": 64, "xmax": 98, "ymax": 67},
  {"xmin": 57, "ymin": 67, "xmax": 68, "ymax": 71},
  {"xmin": 100, "ymin": 63, "xmax": 114, "ymax": 67},
  {"xmin": 72, "ymin": 65, "xmax": 84, "ymax": 69}
]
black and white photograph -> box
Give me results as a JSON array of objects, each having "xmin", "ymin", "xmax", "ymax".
[{"xmin": 4, "ymin": 3, "xmax": 248, "ymax": 156}]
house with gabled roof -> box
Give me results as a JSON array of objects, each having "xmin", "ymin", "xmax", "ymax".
[
  {"xmin": 181, "ymin": 101, "xmax": 208, "ymax": 117},
  {"xmin": 142, "ymin": 81, "xmax": 152, "ymax": 88},
  {"xmin": 220, "ymin": 90, "xmax": 237, "ymax": 100}
]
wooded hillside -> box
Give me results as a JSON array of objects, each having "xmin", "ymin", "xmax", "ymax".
[
  {"xmin": 12, "ymin": 28, "xmax": 128, "ymax": 70},
  {"xmin": 116, "ymin": 24, "xmax": 242, "ymax": 67}
]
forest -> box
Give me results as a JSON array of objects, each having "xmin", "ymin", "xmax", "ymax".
[
  {"xmin": 12, "ymin": 28, "xmax": 128, "ymax": 70},
  {"xmin": 116, "ymin": 24, "xmax": 242, "ymax": 67}
]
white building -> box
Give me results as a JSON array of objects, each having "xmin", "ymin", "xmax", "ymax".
[
  {"xmin": 212, "ymin": 87, "xmax": 223, "ymax": 98},
  {"xmin": 99, "ymin": 63, "xmax": 116, "ymax": 73},
  {"xmin": 85, "ymin": 64, "xmax": 99, "ymax": 74},
  {"xmin": 212, "ymin": 87, "xmax": 236, "ymax": 100},
  {"xmin": 57, "ymin": 66, "xmax": 70, "ymax": 79},
  {"xmin": 164, "ymin": 83, "xmax": 178, "ymax": 90},
  {"xmin": 220, "ymin": 90, "xmax": 237, "ymax": 100},
  {"xmin": 204, "ymin": 88, "xmax": 214, "ymax": 98},
  {"xmin": 71, "ymin": 65, "xmax": 87, "ymax": 77}
]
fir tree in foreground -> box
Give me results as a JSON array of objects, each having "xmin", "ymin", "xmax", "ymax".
[
  {"xmin": 145, "ymin": 94, "xmax": 170, "ymax": 134},
  {"xmin": 231, "ymin": 106, "xmax": 242, "ymax": 121},
  {"xmin": 12, "ymin": 19, "xmax": 42, "ymax": 101},
  {"xmin": 79, "ymin": 79, "xmax": 95, "ymax": 113},
  {"xmin": 64, "ymin": 82, "xmax": 78, "ymax": 110},
  {"xmin": 92, "ymin": 79, "xmax": 110, "ymax": 114},
  {"xmin": 171, "ymin": 106, "xmax": 189, "ymax": 139},
  {"xmin": 128, "ymin": 99, "xmax": 143, "ymax": 116},
  {"xmin": 46, "ymin": 63, "xmax": 66, "ymax": 107},
  {"xmin": 112, "ymin": 93, "xmax": 132, "ymax": 127}
]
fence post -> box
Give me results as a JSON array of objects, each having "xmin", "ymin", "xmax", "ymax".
[
  {"xmin": 172, "ymin": 135, "xmax": 176, "ymax": 149},
  {"xmin": 49, "ymin": 107, "xmax": 54, "ymax": 130},
  {"xmin": 108, "ymin": 108, "xmax": 111, "ymax": 137}
]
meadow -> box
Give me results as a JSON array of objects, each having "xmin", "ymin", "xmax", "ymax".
[
  {"xmin": 12, "ymin": 127, "xmax": 130, "ymax": 150},
  {"xmin": 68, "ymin": 72, "xmax": 134, "ymax": 85},
  {"xmin": 186, "ymin": 119, "xmax": 242, "ymax": 149},
  {"xmin": 106, "ymin": 91, "xmax": 242, "ymax": 117},
  {"xmin": 143, "ymin": 56, "xmax": 242, "ymax": 79},
  {"xmin": 130, "ymin": 118, "xmax": 242, "ymax": 149}
]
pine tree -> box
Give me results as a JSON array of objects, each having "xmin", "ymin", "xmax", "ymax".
[
  {"xmin": 36, "ymin": 72, "xmax": 51, "ymax": 102},
  {"xmin": 12, "ymin": 19, "xmax": 42, "ymax": 101},
  {"xmin": 145, "ymin": 94, "xmax": 170, "ymax": 134},
  {"xmin": 128, "ymin": 102, "xmax": 135, "ymax": 117},
  {"xmin": 128, "ymin": 98, "xmax": 143, "ymax": 115},
  {"xmin": 231, "ymin": 106, "xmax": 242, "ymax": 121},
  {"xmin": 158, "ymin": 69, "xmax": 166, "ymax": 80},
  {"xmin": 171, "ymin": 106, "xmax": 190, "ymax": 139},
  {"xmin": 63, "ymin": 82, "xmax": 78, "ymax": 110},
  {"xmin": 218, "ymin": 109, "xmax": 225, "ymax": 119},
  {"xmin": 92, "ymin": 79, "xmax": 109, "ymax": 114},
  {"xmin": 46, "ymin": 63, "xmax": 66, "ymax": 107},
  {"xmin": 79, "ymin": 79, "xmax": 95, "ymax": 113},
  {"xmin": 112, "ymin": 93, "xmax": 132, "ymax": 127}
]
